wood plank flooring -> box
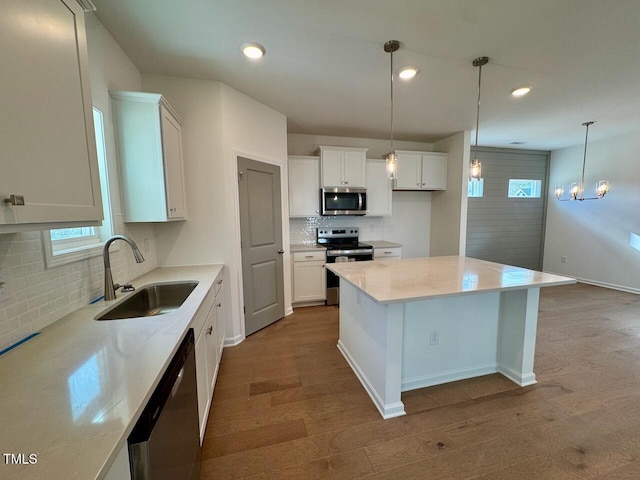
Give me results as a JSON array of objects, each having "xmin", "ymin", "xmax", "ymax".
[{"xmin": 200, "ymin": 283, "xmax": 640, "ymax": 479}]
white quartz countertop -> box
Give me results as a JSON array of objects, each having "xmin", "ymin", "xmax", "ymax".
[
  {"xmin": 290, "ymin": 243, "xmax": 326, "ymax": 252},
  {"xmin": 0, "ymin": 264, "xmax": 222, "ymax": 480},
  {"xmin": 365, "ymin": 240, "xmax": 402, "ymax": 248},
  {"xmin": 326, "ymin": 256, "xmax": 575, "ymax": 304}
]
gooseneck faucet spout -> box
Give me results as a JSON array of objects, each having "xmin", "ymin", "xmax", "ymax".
[{"xmin": 103, "ymin": 235, "xmax": 145, "ymax": 301}]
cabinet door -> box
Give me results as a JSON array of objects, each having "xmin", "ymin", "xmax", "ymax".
[
  {"xmin": 204, "ymin": 305, "xmax": 219, "ymax": 395},
  {"xmin": 293, "ymin": 262, "xmax": 326, "ymax": 302},
  {"xmin": 321, "ymin": 149, "xmax": 343, "ymax": 186},
  {"xmin": 421, "ymin": 154, "xmax": 447, "ymax": 190},
  {"xmin": 160, "ymin": 105, "xmax": 187, "ymax": 219},
  {"xmin": 365, "ymin": 160, "xmax": 392, "ymax": 215},
  {"xmin": 215, "ymin": 291, "xmax": 225, "ymax": 362},
  {"xmin": 195, "ymin": 329, "xmax": 210, "ymax": 442},
  {"xmin": 395, "ymin": 152, "xmax": 422, "ymax": 189},
  {"xmin": 342, "ymin": 150, "xmax": 366, "ymax": 187},
  {"xmin": 288, "ymin": 156, "xmax": 320, "ymax": 216},
  {"xmin": 0, "ymin": 0, "xmax": 102, "ymax": 227}
]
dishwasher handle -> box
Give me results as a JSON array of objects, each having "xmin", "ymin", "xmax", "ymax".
[{"xmin": 171, "ymin": 367, "xmax": 184, "ymax": 398}]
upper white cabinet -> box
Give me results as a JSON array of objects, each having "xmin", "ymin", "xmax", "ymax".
[
  {"xmin": 111, "ymin": 91, "xmax": 188, "ymax": 222},
  {"xmin": 365, "ymin": 159, "xmax": 392, "ymax": 216},
  {"xmin": 319, "ymin": 146, "xmax": 368, "ymax": 187},
  {"xmin": 0, "ymin": 0, "xmax": 103, "ymax": 232},
  {"xmin": 395, "ymin": 151, "xmax": 447, "ymax": 191},
  {"xmin": 288, "ymin": 156, "xmax": 320, "ymax": 217}
]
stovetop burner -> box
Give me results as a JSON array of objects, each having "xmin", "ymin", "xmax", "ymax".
[{"xmin": 317, "ymin": 227, "xmax": 373, "ymax": 252}]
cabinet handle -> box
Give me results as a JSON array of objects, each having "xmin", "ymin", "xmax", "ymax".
[
  {"xmin": 206, "ymin": 326, "xmax": 213, "ymax": 335},
  {"xmin": 422, "ymin": 183, "xmax": 426, "ymax": 186},
  {"xmin": 344, "ymin": 181, "xmax": 349, "ymax": 185},
  {"xmin": 416, "ymin": 182, "xmax": 420, "ymax": 186},
  {"xmin": 217, "ymin": 279, "xmax": 223, "ymax": 285},
  {"xmin": 3, "ymin": 194, "xmax": 25, "ymax": 206},
  {"xmin": 217, "ymin": 303, "xmax": 222, "ymax": 307},
  {"xmin": 305, "ymin": 255, "xmax": 314, "ymax": 258},
  {"xmin": 384, "ymin": 251, "xmax": 392, "ymax": 254}
]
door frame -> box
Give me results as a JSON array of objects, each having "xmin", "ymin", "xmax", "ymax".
[{"xmin": 230, "ymin": 149, "xmax": 292, "ymax": 342}]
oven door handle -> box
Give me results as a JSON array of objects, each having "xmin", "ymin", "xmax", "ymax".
[{"xmin": 327, "ymin": 249, "xmax": 373, "ymax": 257}]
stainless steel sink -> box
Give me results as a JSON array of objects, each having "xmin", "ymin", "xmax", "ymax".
[{"xmin": 95, "ymin": 281, "xmax": 199, "ymax": 320}]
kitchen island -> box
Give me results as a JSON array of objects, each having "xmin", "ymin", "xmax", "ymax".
[{"xmin": 326, "ymin": 256, "xmax": 575, "ymax": 419}]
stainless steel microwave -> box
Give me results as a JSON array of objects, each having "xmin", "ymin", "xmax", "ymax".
[{"xmin": 320, "ymin": 187, "xmax": 367, "ymax": 216}]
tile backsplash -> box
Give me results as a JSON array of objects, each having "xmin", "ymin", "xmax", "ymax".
[
  {"xmin": 0, "ymin": 224, "xmax": 157, "ymax": 351},
  {"xmin": 289, "ymin": 216, "xmax": 391, "ymax": 245}
]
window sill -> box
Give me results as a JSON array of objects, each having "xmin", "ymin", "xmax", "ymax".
[{"xmin": 42, "ymin": 235, "xmax": 118, "ymax": 269}]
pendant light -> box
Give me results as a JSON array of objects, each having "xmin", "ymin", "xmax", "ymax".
[
  {"xmin": 470, "ymin": 56, "xmax": 489, "ymax": 181},
  {"xmin": 555, "ymin": 121, "xmax": 609, "ymax": 201},
  {"xmin": 384, "ymin": 40, "xmax": 400, "ymax": 179}
]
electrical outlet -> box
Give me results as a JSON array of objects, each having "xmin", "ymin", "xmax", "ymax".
[
  {"xmin": 561, "ymin": 256, "xmax": 567, "ymax": 264},
  {"xmin": 0, "ymin": 268, "xmax": 10, "ymax": 302},
  {"xmin": 430, "ymin": 329, "xmax": 440, "ymax": 345}
]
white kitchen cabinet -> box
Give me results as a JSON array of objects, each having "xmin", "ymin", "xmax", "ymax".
[
  {"xmin": 111, "ymin": 91, "xmax": 188, "ymax": 222},
  {"xmin": 194, "ymin": 272, "xmax": 225, "ymax": 443},
  {"xmin": 394, "ymin": 151, "xmax": 447, "ymax": 191},
  {"xmin": 0, "ymin": 0, "xmax": 103, "ymax": 232},
  {"xmin": 374, "ymin": 247, "xmax": 402, "ymax": 259},
  {"xmin": 366, "ymin": 159, "xmax": 392, "ymax": 216},
  {"xmin": 288, "ymin": 156, "xmax": 320, "ymax": 216},
  {"xmin": 319, "ymin": 146, "xmax": 368, "ymax": 187},
  {"xmin": 292, "ymin": 251, "xmax": 326, "ymax": 305}
]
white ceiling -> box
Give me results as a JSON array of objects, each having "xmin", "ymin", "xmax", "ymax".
[{"xmin": 92, "ymin": 0, "xmax": 640, "ymax": 150}]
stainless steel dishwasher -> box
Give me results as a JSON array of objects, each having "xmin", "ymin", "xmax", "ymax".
[{"xmin": 128, "ymin": 329, "xmax": 201, "ymax": 480}]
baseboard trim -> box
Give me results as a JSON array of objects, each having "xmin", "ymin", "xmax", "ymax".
[
  {"xmin": 337, "ymin": 340, "xmax": 406, "ymax": 419},
  {"xmin": 401, "ymin": 364, "xmax": 498, "ymax": 392},
  {"xmin": 544, "ymin": 271, "xmax": 640, "ymax": 295},
  {"xmin": 497, "ymin": 364, "xmax": 537, "ymax": 387},
  {"xmin": 224, "ymin": 334, "xmax": 243, "ymax": 347}
]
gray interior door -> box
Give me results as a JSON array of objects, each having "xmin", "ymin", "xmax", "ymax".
[
  {"xmin": 238, "ymin": 157, "xmax": 285, "ymax": 336},
  {"xmin": 466, "ymin": 147, "xmax": 549, "ymax": 270}
]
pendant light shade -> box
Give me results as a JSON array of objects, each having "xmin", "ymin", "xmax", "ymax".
[
  {"xmin": 555, "ymin": 121, "xmax": 609, "ymax": 201},
  {"xmin": 384, "ymin": 40, "xmax": 400, "ymax": 179},
  {"xmin": 470, "ymin": 56, "xmax": 489, "ymax": 181}
]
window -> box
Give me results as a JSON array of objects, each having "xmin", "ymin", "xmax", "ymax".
[
  {"xmin": 507, "ymin": 179, "xmax": 542, "ymax": 198},
  {"xmin": 468, "ymin": 178, "xmax": 484, "ymax": 198},
  {"xmin": 44, "ymin": 107, "xmax": 114, "ymax": 267}
]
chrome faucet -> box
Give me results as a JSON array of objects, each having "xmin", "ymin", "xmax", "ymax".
[{"xmin": 103, "ymin": 235, "xmax": 145, "ymax": 301}]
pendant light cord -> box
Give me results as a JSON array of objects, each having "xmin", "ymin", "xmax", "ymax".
[
  {"xmin": 390, "ymin": 46, "xmax": 394, "ymax": 152},
  {"xmin": 475, "ymin": 63, "xmax": 482, "ymax": 150},
  {"xmin": 580, "ymin": 122, "xmax": 592, "ymax": 199}
]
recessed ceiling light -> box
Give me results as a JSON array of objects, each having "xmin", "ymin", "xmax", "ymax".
[
  {"xmin": 241, "ymin": 43, "xmax": 265, "ymax": 59},
  {"xmin": 398, "ymin": 67, "xmax": 418, "ymax": 80},
  {"xmin": 511, "ymin": 86, "xmax": 532, "ymax": 97}
]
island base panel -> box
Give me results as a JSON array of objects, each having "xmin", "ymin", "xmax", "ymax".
[{"xmin": 337, "ymin": 283, "xmax": 406, "ymax": 419}]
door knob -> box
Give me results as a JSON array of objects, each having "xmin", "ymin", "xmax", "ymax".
[{"xmin": 277, "ymin": 249, "xmax": 284, "ymax": 254}]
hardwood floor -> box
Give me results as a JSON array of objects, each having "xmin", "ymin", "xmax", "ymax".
[{"xmin": 200, "ymin": 283, "xmax": 640, "ymax": 479}]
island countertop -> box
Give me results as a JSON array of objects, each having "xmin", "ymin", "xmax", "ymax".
[{"xmin": 327, "ymin": 256, "xmax": 575, "ymax": 304}]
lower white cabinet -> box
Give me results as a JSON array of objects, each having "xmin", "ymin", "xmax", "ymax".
[
  {"xmin": 292, "ymin": 251, "xmax": 326, "ymax": 304},
  {"xmin": 194, "ymin": 273, "xmax": 225, "ymax": 442},
  {"xmin": 374, "ymin": 247, "xmax": 402, "ymax": 259}
]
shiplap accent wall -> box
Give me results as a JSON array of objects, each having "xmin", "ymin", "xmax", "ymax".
[{"xmin": 466, "ymin": 148, "xmax": 550, "ymax": 270}]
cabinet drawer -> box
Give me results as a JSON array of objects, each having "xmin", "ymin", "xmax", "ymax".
[
  {"xmin": 374, "ymin": 247, "xmax": 402, "ymax": 259},
  {"xmin": 293, "ymin": 251, "xmax": 326, "ymax": 262}
]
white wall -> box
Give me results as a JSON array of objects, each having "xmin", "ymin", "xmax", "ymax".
[
  {"xmin": 0, "ymin": 15, "xmax": 158, "ymax": 350},
  {"xmin": 431, "ymin": 131, "xmax": 471, "ymax": 256},
  {"xmin": 543, "ymin": 129, "xmax": 640, "ymax": 293},
  {"xmin": 141, "ymin": 76, "xmax": 290, "ymax": 345},
  {"xmin": 287, "ymin": 134, "xmax": 434, "ymax": 258}
]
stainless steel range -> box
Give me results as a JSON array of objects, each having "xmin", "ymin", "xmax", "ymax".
[{"xmin": 317, "ymin": 227, "xmax": 373, "ymax": 305}]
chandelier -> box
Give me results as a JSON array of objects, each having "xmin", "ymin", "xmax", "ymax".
[{"xmin": 555, "ymin": 121, "xmax": 609, "ymax": 201}]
